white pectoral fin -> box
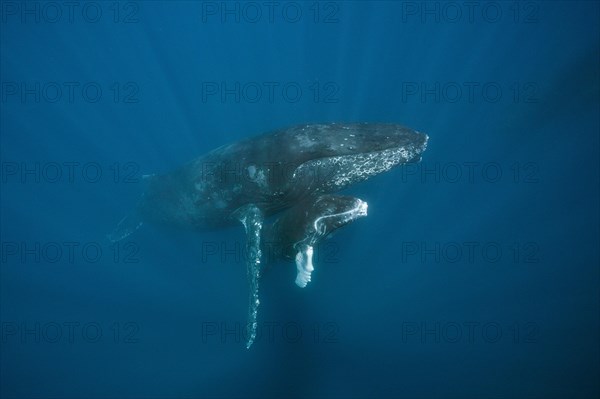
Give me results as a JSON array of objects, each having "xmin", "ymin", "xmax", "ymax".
[
  {"xmin": 295, "ymin": 245, "xmax": 314, "ymax": 288},
  {"xmin": 233, "ymin": 204, "xmax": 264, "ymax": 349}
]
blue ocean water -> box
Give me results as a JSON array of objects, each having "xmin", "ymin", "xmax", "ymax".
[{"xmin": 1, "ymin": 1, "xmax": 599, "ymax": 398}]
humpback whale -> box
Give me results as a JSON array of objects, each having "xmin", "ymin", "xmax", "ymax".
[{"xmin": 109, "ymin": 123, "xmax": 428, "ymax": 347}]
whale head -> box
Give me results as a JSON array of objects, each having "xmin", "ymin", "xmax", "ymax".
[{"xmin": 288, "ymin": 123, "xmax": 428, "ymax": 194}]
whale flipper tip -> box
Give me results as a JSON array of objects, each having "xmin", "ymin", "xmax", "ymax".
[{"xmin": 295, "ymin": 245, "xmax": 314, "ymax": 288}]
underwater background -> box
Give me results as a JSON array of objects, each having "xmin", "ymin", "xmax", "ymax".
[{"xmin": 1, "ymin": 1, "xmax": 599, "ymax": 398}]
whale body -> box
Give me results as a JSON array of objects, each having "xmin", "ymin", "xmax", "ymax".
[{"xmin": 110, "ymin": 123, "xmax": 428, "ymax": 347}]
